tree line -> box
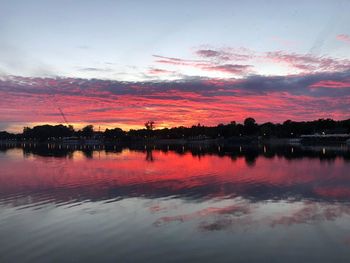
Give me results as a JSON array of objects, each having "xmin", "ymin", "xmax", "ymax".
[{"xmin": 0, "ymin": 118, "xmax": 350, "ymax": 141}]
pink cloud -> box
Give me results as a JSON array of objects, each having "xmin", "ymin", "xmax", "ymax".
[
  {"xmin": 309, "ymin": 80, "xmax": 350, "ymax": 89},
  {"xmin": 193, "ymin": 47, "xmax": 350, "ymax": 74},
  {"xmin": 1, "ymin": 72, "xmax": 350, "ymax": 132},
  {"xmin": 337, "ymin": 34, "xmax": 350, "ymax": 44},
  {"xmin": 152, "ymin": 55, "xmax": 208, "ymax": 67},
  {"xmin": 265, "ymin": 51, "xmax": 350, "ymax": 72},
  {"xmin": 153, "ymin": 54, "xmax": 251, "ymax": 76}
]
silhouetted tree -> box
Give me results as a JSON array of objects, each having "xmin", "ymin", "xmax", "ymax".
[
  {"xmin": 22, "ymin": 124, "xmax": 74, "ymax": 141},
  {"xmin": 104, "ymin": 128, "xmax": 125, "ymax": 139},
  {"xmin": 244, "ymin": 117, "xmax": 258, "ymax": 135},
  {"xmin": 145, "ymin": 121, "xmax": 155, "ymax": 130},
  {"xmin": 2, "ymin": 117, "xmax": 350, "ymax": 142},
  {"xmin": 81, "ymin": 125, "xmax": 94, "ymax": 138},
  {"xmin": 260, "ymin": 122, "xmax": 274, "ymax": 137},
  {"xmin": 0, "ymin": 131, "xmax": 16, "ymax": 140}
]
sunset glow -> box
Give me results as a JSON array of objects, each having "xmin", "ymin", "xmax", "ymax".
[
  {"xmin": 2, "ymin": 2, "xmax": 350, "ymax": 262},
  {"xmin": 0, "ymin": 1, "xmax": 349, "ymax": 131}
]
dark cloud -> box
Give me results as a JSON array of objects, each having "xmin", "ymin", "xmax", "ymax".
[
  {"xmin": 196, "ymin": 49, "xmax": 222, "ymax": 58},
  {"xmin": 235, "ymin": 70, "xmax": 350, "ymax": 97},
  {"xmin": 1, "ymin": 70, "xmax": 350, "ymax": 99},
  {"xmin": 148, "ymin": 68, "xmax": 175, "ymax": 75},
  {"xmin": 195, "ymin": 48, "xmax": 251, "ymax": 62}
]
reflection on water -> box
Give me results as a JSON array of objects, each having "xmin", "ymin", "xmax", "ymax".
[{"xmin": 1, "ymin": 143, "xmax": 350, "ymax": 262}]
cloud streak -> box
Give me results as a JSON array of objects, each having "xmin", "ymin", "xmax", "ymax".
[
  {"xmin": 152, "ymin": 48, "xmax": 350, "ymax": 78},
  {"xmin": 337, "ymin": 34, "xmax": 350, "ymax": 44}
]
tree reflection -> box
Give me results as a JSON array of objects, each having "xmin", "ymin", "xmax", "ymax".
[{"xmin": 0, "ymin": 143, "xmax": 349, "ymax": 162}]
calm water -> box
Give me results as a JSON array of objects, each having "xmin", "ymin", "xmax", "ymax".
[{"xmin": 1, "ymin": 143, "xmax": 350, "ymax": 262}]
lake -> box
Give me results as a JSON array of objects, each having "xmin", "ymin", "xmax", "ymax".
[{"xmin": 1, "ymin": 143, "xmax": 350, "ymax": 262}]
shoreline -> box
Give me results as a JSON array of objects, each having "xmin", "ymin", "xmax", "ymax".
[{"xmin": 1, "ymin": 137, "xmax": 349, "ymax": 147}]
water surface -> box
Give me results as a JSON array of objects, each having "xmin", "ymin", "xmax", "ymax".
[{"xmin": 1, "ymin": 143, "xmax": 350, "ymax": 262}]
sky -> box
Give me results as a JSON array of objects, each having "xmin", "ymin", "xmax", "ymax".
[{"xmin": 0, "ymin": 0, "xmax": 350, "ymax": 132}]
